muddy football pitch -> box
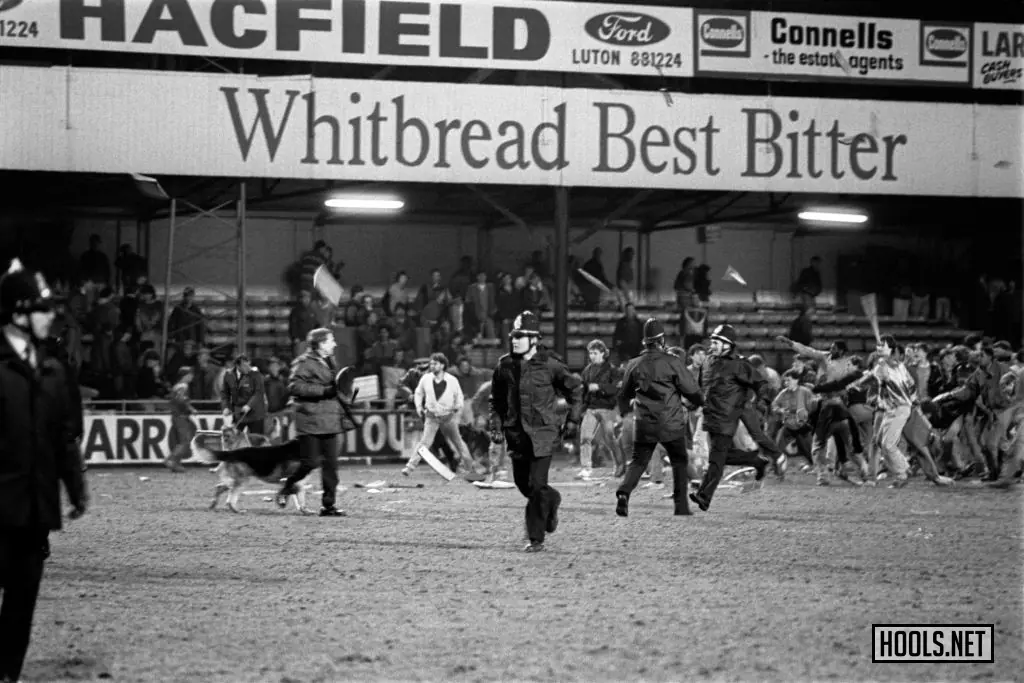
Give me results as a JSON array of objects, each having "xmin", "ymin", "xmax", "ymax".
[{"xmin": 27, "ymin": 461, "xmax": 1023, "ymax": 682}]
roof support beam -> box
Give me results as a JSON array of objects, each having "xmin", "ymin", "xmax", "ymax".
[{"xmin": 465, "ymin": 184, "xmax": 528, "ymax": 232}]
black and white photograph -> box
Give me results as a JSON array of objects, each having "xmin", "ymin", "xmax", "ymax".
[{"xmin": 0, "ymin": 0, "xmax": 1021, "ymax": 681}]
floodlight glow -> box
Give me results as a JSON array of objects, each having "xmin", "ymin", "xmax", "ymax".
[
  {"xmin": 797, "ymin": 210, "xmax": 868, "ymax": 224},
  {"xmin": 324, "ymin": 196, "xmax": 404, "ymax": 211}
]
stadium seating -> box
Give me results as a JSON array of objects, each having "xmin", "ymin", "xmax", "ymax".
[{"xmin": 171, "ymin": 285, "xmax": 973, "ymax": 371}]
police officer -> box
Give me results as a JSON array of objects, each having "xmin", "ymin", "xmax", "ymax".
[
  {"xmin": 489, "ymin": 311, "xmax": 582, "ymax": 552},
  {"xmin": 221, "ymin": 352, "xmax": 268, "ymax": 436},
  {"xmin": 615, "ymin": 318, "xmax": 704, "ymax": 517},
  {"xmin": 691, "ymin": 324, "xmax": 770, "ymax": 512},
  {"xmin": 277, "ymin": 327, "xmax": 355, "ymax": 517},
  {"xmin": 0, "ymin": 259, "xmax": 88, "ymax": 683}
]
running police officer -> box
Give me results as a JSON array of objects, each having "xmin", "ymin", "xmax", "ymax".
[
  {"xmin": 690, "ymin": 324, "xmax": 770, "ymax": 513},
  {"xmin": 0, "ymin": 259, "xmax": 88, "ymax": 683},
  {"xmin": 489, "ymin": 312, "xmax": 582, "ymax": 552},
  {"xmin": 614, "ymin": 318, "xmax": 704, "ymax": 517}
]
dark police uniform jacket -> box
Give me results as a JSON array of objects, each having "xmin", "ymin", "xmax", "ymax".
[
  {"xmin": 221, "ymin": 368, "xmax": 268, "ymax": 423},
  {"xmin": 489, "ymin": 350, "xmax": 582, "ymax": 456},
  {"xmin": 698, "ymin": 351, "xmax": 768, "ymax": 437},
  {"xmin": 617, "ymin": 347, "xmax": 703, "ymax": 444},
  {"xmin": 0, "ymin": 334, "xmax": 87, "ymax": 531}
]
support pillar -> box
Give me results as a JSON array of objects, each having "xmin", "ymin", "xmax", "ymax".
[
  {"xmin": 643, "ymin": 229, "xmax": 652, "ymax": 301},
  {"xmin": 237, "ymin": 181, "xmax": 248, "ymax": 356},
  {"xmin": 160, "ymin": 200, "xmax": 176, "ymax": 362},
  {"xmin": 554, "ymin": 187, "xmax": 570, "ymax": 360},
  {"xmin": 636, "ymin": 227, "xmax": 645, "ymax": 303}
]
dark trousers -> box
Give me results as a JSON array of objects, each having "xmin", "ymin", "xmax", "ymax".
[
  {"xmin": 779, "ymin": 425, "xmax": 814, "ymax": 466},
  {"xmin": 508, "ymin": 431, "xmax": 560, "ymax": 544},
  {"xmin": 0, "ymin": 530, "xmax": 49, "ymax": 682},
  {"xmin": 740, "ymin": 405, "xmax": 782, "ymax": 456},
  {"xmin": 617, "ymin": 436, "xmax": 691, "ymax": 512},
  {"xmin": 696, "ymin": 432, "xmax": 765, "ymax": 505},
  {"xmin": 284, "ymin": 433, "xmax": 340, "ymax": 509},
  {"xmin": 236, "ymin": 415, "xmax": 266, "ymax": 436}
]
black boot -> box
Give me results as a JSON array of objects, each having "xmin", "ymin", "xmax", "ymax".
[{"xmin": 615, "ymin": 492, "xmax": 629, "ymax": 517}]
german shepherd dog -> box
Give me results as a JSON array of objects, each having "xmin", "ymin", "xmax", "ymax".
[{"xmin": 191, "ymin": 427, "xmax": 313, "ymax": 514}]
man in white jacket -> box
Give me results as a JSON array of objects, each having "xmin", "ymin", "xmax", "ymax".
[{"xmin": 403, "ymin": 353, "xmax": 473, "ymax": 476}]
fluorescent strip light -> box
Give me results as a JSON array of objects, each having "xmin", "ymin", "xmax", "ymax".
[
  {"xmin": 797, "ymin": 211, "xmax": 868, "ymax": 224},
  {"xmin": 324, "ymin": 197, "xmax": 404, "ymax": 211}
]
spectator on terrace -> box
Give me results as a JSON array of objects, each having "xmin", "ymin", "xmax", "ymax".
[
  {"xmin": 79, "ymin": 234, "xmax": 111, "ymax": 288},
  {"xmin": 793, "ymin": 256, "xmax": 823, "ymax": 309},
  {"xmin": 190, "ymin": 346, "xmax": 221, "ymax": 401},
  {"xmin": 88, "ymin": 286, "xmax": 120, "ymax": 396},
  {"xmin": 312, "ymin": 290, "xmax": 338, "ymax": 329},
  {"xmin": 342, "ymin": 288, "xmax": 364, "ymax": 327},
  {"xmin": 674, "ymin": 257, "xmax": 696, "ymax": 309},
  {"xmin": 165, "ymin": 339, "xmax": 196, "ymax": 384},
  {"xmin": 528, "ymin": 250, "xmax": 548, "ymax": 281},
  {"xmin": 514, "ymin": 265, "xmax": 535, "ymax": 292},
  {"xmin": 167, "ymin": 287, "xmax": 206, "ymax": 346},
  {"xmin": 521, "ymin": 272, "xmax": 551, "ymax": 314},
  {"xmin": 421, "ymin": 288, "xmax": 450, "ymax": 329},
  {"xmin": 67, "ymin": 278, "xmax": 96, "ymax": 330},
  {"xmin": 612, "ymin": 303, "xmax": 644, "ymax": 365},
  {"xmin": 788, "ymin": 302, "xmax": 814, "ymax": 347},
  {"xmin": 288, "ymin": 290, "xmax": 318, "ymax": 355},
  {"xmin": 448, "ymin": 256, "xmax": 474, "ymax": 333},
  {"xmin": 111, "ymin": 326, "xmax": 137, "ymax": 400},
  {"xmin": 431, "ymin": 319, "xmax": 453, "ymax": 356},
  {"xmin": 418, "ymin": 269, "xmax": 449, "ymax": 320},
  {"xmin": 115, "ymin": 243, "xmax": 148, "ymax": 294},
  {"xmin": 119, "ymin": 275, "xmax": 141, "ymax": 329},
  {"xmin": 298, "ymin": 239, "xmax": 332, "ymax": 293},
  {"xmin": 352, "ymin": 294, "xmax": 375, "ymax": 327},
  {"xmin": 388, "ymin": 304, "xmax": 418, "ymax": 352},
  {"xmin": 357, "ymin": 312, "xmax": 382, "ymax": 369},
  {"xmin": 466, "ymin": 270, "xmax": 496, "ymax": 342},
  {"xmin": 136, "ymin": 349, "xmax": 168, "ymax": 400},
  {"xmin": 616, "ymin": 247, "xmax": 636, "ymax": 307},
  {"xmin": 385, "ymin": 271, "xmax": 413, "ymax": 316},
  {"xmin": 134, "ymin": 284, "xmax": 162, "ymax": 351},
  {"xmin": 910, "ymin": 283, "xmax": 931, "ymax": 320},
  {"xmin": 892, "ymin": 281, "xmax": 912, "ymax": 321},
  {"xmin": 694, "ymin": 264, "xmax": 712, "ymax": 302},
  {"xmin": 495, "ymin": 272, "xmax": 520, "ymax": 339},
  {"xmin": 51, "ymin": 297, "xmax": 84, "ymax": 378},
  {"xmin": 368, "ymin": 325, "xmax": 398, "ymax": 373}
]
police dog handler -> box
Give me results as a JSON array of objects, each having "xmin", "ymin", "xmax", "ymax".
[
  {"xmin": 614, "ymin": 318, "xmax": 704, "ymax": 517},
  {"xmin": 277, "ymin": 327, "xmax": 356, "ymax": 517},
  {"xmin": 0, "ymin": 259, "xmax": 88, "ymax": 683},
  {"xmin": 489, "ymin": 312, "xmax": 582, "ymax": 553}
]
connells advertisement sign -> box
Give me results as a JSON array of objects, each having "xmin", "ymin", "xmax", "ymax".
[
  {"xmin": 0, "ymin": 0, "xmax": 694, "ymax": 77},
  {"xmin": 693, "ymin": 9, "xmax": 971, "ymax": 86},
  {"xmin": 0, "ymin": 66, "xmax": 1021, "ymax": 197}
]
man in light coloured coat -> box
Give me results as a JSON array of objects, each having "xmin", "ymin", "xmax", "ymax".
[{"xmin": 403, "ymin": 353, "xmax": 473, "ymax": 475}]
